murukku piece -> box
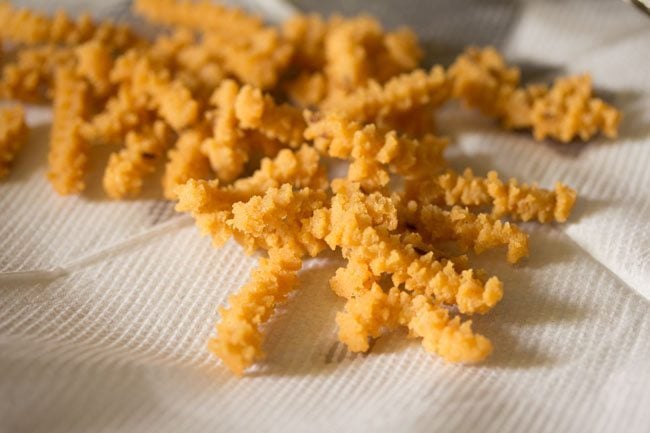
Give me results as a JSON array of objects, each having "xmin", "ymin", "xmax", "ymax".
[
  {"xmin": 406, "ymin": 168, "xmax": 577, "ymax": 223},
  {"xmin": 103, "ymin": 120, "xmax": 171, "ymax": 199},
  {"xmin": 322, "ymin": 66, "xmax": 449, "ymax": 124},
  {"xmin": 0, "ymin": 105, "xmax": 28, "ymax": 179},
  {"xmin": 235, "ymin": 85, "xmax": 306, "ymax": 148},
  {"xmin": 304, "ymin": 111, "xmax": 447, "ymax": 178},
  {"xmin": 209, "ymin": 247, "xmax": 302, "ymax": 376},
  {"xmin": 47, "ymin": 66, "xmax": 90, "ymax": 195},
  {"xmin": 162, "ymin": 127, "xmax": 212, "ymax": 200}
]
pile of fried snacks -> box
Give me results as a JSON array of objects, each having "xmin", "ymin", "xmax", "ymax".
[{"xmin": 0, "ymin": 0, "xmax": 621, "ymax": 376}]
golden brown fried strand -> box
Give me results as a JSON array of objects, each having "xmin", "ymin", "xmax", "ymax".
[
  {"xmin": 281, "ymin": 13, "xmax": 328, "ymax": 70},
  {"xmin": 304, "ymin": 111, "xmax": 447, "ymax": 178},
  {"xmin": 0, "ymin": 105, "xmax": 28, "ymax": 179},
  {"xmin": 375, "ymin": 103, "xmax": 437, "ymax": 138},
  {"xmin": 75, "ymin": 40, "xmax": 112, "ymax": 96},
  {"xmin": 176, "ymin": 145, "xmax": 327, "ymax": 247},
  {"xmin": 0, "ymin": 45, "xmax": 74, "ymax": 102},
  {"xmin": 209, "ymin": 247, "xmax": 302, "ymax": 376},
  {"xmin": 449, "ymin": 46, "xmax": 520, "ymax": 118},
  {"xmin": 284, "ymin": 72, "xmax": 328, "ymax": 108},
  {"xmin": 133, "ymin": 0, "xmax": 264, "ymax": 38},
  {"xmin": 324, "ymin": 17, "xmax": 423, "ymax": 93},
  {"xmin": 380, "ymin": 27, "xmax": 423, "ymax": 78},
  {"xmin": 336, "ymin": 283, "xmax": 400, "ymax": 352},
  {"xmin": 162, "ymin": 127, "xmax": 212, "ymax": 200},
  {"xmin": 232, "ymin": 144, "xmax": 328, "ymax": 198},
  {"xmin": 235, "ymin": 85, "xmax": 306, "ymax": 148},
  {"xmin": 103, "ymin": 121, "xmax": 171, "ymax": 199},
  {"xmin": 313, "ymin": 184, "xmax": 503, "ymax": 314},
  {"xmin": 404, "ymin": 293, "xmax": 492, "ymax": 363},
  {"xmin": 449, "ymin": 47, "xmax": 621, "ymax": 142},
  {"xmin": 81, "ymin": 84, "xmax": 153, "ymax": 144},
  {"xmin": 47, "ymin": 67, "xmax": 90, "ymax": 195},
  {"xmin": 132, "ymin": 57, "xmax": 199, "ymax": 132},
  {"xmin": 148, "ymin": 28, "xmax": 195, "ymax": 67},
  {"xmin": 202, "ymin": 80, "xmax": 249, "ymax": 182},
  {"xmin": 203, "ymin": 30, "xmax": 293, "ymax": 90},
  {"xmin": 324, "ymin": 16, "xmax": 383, "ymax": 93},
  {"xmin": 175, "ymin": 179, "xmax": 246, "ymax": 246},
  {"xmin": 336, "ymin": 285, "xmax": 492, "ymax": 362},
  {"xmin": 401, "ymin": 201, "xmax": 529, "ymax": 264},
  {"xmin": 229, "ymin": 185, "xmax": 328, "ymax": 256},
  {"xmin": 406, "ymin": 168, "xmax": 577, "ymax": 223},
  {"xmin": 530, "ymin": 74, "xmax": 621, "ymax": 142},
  {"xmin": 0, "ymin": 3, "xmax": 138, "ymax": 49},
  {"xmin": 322, "ymin": 66, "xmax": 449, "ymax": 123}
]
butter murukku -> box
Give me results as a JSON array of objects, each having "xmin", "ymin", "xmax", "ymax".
[
  {"xmin": 450, "ymin": 46, "xmax": 621, "ymax": 142},
  {"xmin": 3, "ymin": 2, "xmax": 617, "ymax": 377},
  {"xmin": 47, "ymin": 66, "xmax": 90, "ymax": 195},
  {"xmin": 322, "ymin": 66, "xmax": 449, "ymax": 123},
  {"xmin": 103, "ymin": 120, "xmax": 171, "ymax": 199},
  {"xmin": 162, "ymin": 127, "xmax": 212, "ymax": 200},
  {"xmin": 0, "ymin": 105, "xmax": 28, "ymax": 179}
]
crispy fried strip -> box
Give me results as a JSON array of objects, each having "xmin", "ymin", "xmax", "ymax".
[
  {"xmin": 235, "ymin": 85, "xmax": 306, "ymax": 148},
  {"xmin": 176, "ymin": 145, "xmax": 328, "ymax": 247},
  {"xmin": 450, "ymin": 47, "xmax": 621, "ymax": 142},
  {"xmin": 0, "ymin": 105, "xmax": 28, "ymax": 179},
  {"xmin": 304, "ymin": 111, "xmax": 447, "ymax": 178},
  {"xmin": 162, "ymin": 127, "xmax": 212, "ymax": 199},
  {"xmin": 209, "ymin": 247, "xmax": 302, "ymax": 376},
  {"xmin": 0, "ymin": 2, "xmax": 139, "ymax": 49},
  {"xmin": 336, "ymin": 285, "xmax": 492, "ymax": 362},
  {"xmin": 103, "ymin": 121, "xmax": 171, "ymax": 199},
  {"xmin": 47, "ymin": 66, "xmax": 90, "ymax": 195},
  {"xmin": 406, "ymin": 168, "xmax": 577, "ymax": 223},
  {"xmin": 322, "ymin": 66, "xmax": 449, "ymax": 123},
  {"xmin": 0, "ymin": 45, "xmax": 75, "ymax": 102},
  {"xmin": 401, "ymin": 201, "xmax": 529, "ymax": 264}
]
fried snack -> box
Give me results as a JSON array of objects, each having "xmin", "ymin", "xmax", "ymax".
[
  {"xmin": 75, "ymin": 40, "xmax": 113, "ymax": 97},
  {"xmin": 103, "ymin": 121, "xmax": 171, "ymax": 199},
  {"xmin": 449, "ymin": 47, "xmax": 621, "ymax": 142},
  {"xmin": 209, "ymin": 247, "xmax": 302, "ymax": 376},
  {"xmin": 322, "ymin": 66, "xmax": 449, "ymax": 123},
  {"xmin": 336, "ymin": 285, "xmax": 491, "ymax": 362},
  {"xmin": 529, "ymin": 74, "xmax": 621, "ymax": 142},
  {"xmin": 304, "ymin": 111, "xmax": 447, "ymax": 178},
  {"xmin": 81, "ymin": 83, "xmax": 153, "ymax": 144},
  {"xmin": 235, "ymin": 85, "xmax": 306, "ymax": 148},
  {"xmin": 449, "ymin": 46, "xmax": 520, "ymax": 118},
  {"xmin": 324, "ymin": 17, "xmax": 423, "ymax": 94},
  {"xmin": 176, "ymin": 145, "xmax": 327, "ymax": 247},
  {"xmin": 312, "ymin": 182, "xmax": 503, "ymax": 314},
  {"xmin": 134, "ymin": 0, "xmax": 264, "ymax": 38},
  {"xmin": 47, "ymin": 66, "xmax": 90, "ymax": 195},
  {"xmin": 284, "ymin": 72, "xmax": 328, "ymax": 108},
  {"xmin": 406, "ymin": 168, "xmax": 577, "ymax": 223},
  {"xmin": 162, "ymin": 127, "xmax": 212, "ymax": 199},
  {"xmin": 0, "ymin": 45, "xmax": 74, "ymax": 102},
  {"xmin": 125, "ymin": 55, "xmax": 200, "ymax": 132},
  {"xmin": 201, "ymin": 79, "xmax": 249, "ymax": 182},
  {"xmin": 324, "ymin": 16, "xmax": 383, "ymax": 93},
  {"xmin": 203, "ymin": 30, "xmax": 293, "ymax": 90},
  {"xmin": 1, "ymin": 3, "xmax": 605, "ymax": 376},
  {"xmin": 281, "ymin": 13, "xmax": 329, "ymax": 70},
  {"xmin": 400, "ymin": 201, "xmax": 529, "ymax": 264},
  {"xmin": 229, "ymin": 185, "xmax": 328, "ymax": 256},
  {"xmin": 0, "ymin": 2, "xmax": 138, "ymax": 49},
  {"xmin": 0, "ymin": 105, "xmax": 28, "ymax": 179}
]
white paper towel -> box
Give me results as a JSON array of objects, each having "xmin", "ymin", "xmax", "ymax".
[{"xmin": 1, "ymin": 1, "xmax": 650, "ymax": 432}]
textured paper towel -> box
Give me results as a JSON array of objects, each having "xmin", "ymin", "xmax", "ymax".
[{"xmin": 1, "ymin": 1, "xmax": 650, "ymax": 432}]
